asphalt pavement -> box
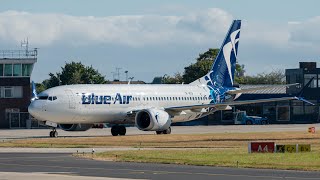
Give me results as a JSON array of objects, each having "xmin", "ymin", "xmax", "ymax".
[{"xmin": 0, "ymin": 153, "xmax": 319, "ymax": 180}]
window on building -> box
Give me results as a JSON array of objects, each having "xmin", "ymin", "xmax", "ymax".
[
  {"xmin": 13, "ymin": 86, "xmax": 22, "ymax": 98},
  {"xmin": 22, "ymin": 64, "xmax": 33, "ymax": 76},
  {"xmin": 0, "ymin": 64, "xmax": 3, "ymax": 76},
  {"xmin": 277, "ymin": 106, "xmax": 290, "ymax": 121},
  {"xmin": 305, "ymin": 106, "xmax": 317, "ymax": 114},
  {"xmin": 13, "ymin": 64, "xmax": 21, "ymax": 76},
  {"xmin": 263, "ymin": 106, "xmax": 276, "ymax": 115},
  {"xmin": 293, "ymin": 106, "xmax": 304, "ymax": 115},
  {"xmin": 0, "ymin": 86, "xmax": 22, "ymax": 98},
  {"xmin": 4, "ymin": 87, "xmax": 13, "ymax": 98},
  {"xmin": 4, "ymin": 64, "xmax": 12, "ymax": 76},
  {"xmin": 304, "ymin": 74, "xmax": 317, "ymax": 88}
]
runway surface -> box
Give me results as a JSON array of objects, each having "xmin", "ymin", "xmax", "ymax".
[
  {"xmin": 0, "ymin": 124, "xmax": 318, "ymax": 140},
  {"xmin": 0, "ymin": 153, "xmax": 319, "ymax": 180},
  {"xmin": 0, "ymin": 125, "xmax": 319, "ymax": 179}
]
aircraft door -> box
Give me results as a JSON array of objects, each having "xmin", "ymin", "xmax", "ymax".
[{"xmin": 65, "ymin": 89, "xmax": 76, "ymax": 109}]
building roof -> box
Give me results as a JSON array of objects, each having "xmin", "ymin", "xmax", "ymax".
[{"xmin": 240, "ymin": 84, "xmax": 286, "ymax": 94}]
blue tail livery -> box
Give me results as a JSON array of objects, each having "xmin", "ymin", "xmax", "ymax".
[
  {"xmin": 191, "ymin": 20, "xmax": 241, "ymax": 88},
  {"xmin": 31, "ymin": 81, "xmax": 38, "ymax": 101}
]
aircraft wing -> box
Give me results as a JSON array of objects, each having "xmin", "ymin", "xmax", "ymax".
[
  {"xmin": 165, "ymin": 96, "xmax": 299, "ymax": 112},
  {"xmin": 226, "ymin": 83, "xmax": 299, "ymax": 95}
]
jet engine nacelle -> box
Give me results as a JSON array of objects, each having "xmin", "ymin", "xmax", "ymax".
[
  {"xmin": 135, "ymin": 109, "xmax": 171, "ymax": 131},
  {"xmin": 59, "ymin": 124, "xmax": 93, "ymax": 131}
]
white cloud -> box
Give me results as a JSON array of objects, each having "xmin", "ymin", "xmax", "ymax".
[
  {"xmin": 0, "ymin": 9, "xmax": 233, "ymax": 47},
  {"xmin": 241, "ymin": 21, "xmax": 289, "ymax": 48},
  {"xmin": 289, "ymin": 16, "xmax": 320, "ymax": 50}
]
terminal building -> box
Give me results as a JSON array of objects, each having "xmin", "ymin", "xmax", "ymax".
[
  {"xmin": 175, "ymin": 62, "xmax": 320, "ymax": 126},
  {"xmin": 0, "ymin": 48, "xmax": 37, "ymax": 128}
]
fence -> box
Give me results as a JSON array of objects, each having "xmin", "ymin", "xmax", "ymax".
[{"xmin": 7, "ymin": 112, "xmax": 44, "ymax": 129}]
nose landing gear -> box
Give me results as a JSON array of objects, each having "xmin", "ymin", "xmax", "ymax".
[{"xmin": 49, "ymin": 128, "xmax": 58, "ymax": 138}]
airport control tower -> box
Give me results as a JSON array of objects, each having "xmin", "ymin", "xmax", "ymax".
[{"xmin": 0, "ymin": 42, "xmax": 37, "ymax": 128}]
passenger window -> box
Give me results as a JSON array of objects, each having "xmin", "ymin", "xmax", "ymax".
[{"xmin": 53, "ymin": 96, "xmax": 57, "ymax": 101}]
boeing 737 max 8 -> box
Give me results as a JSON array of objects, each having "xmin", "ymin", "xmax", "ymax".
[{"xmin": 28, "ymin": 20, "xmax": 308, "ymax": 137}]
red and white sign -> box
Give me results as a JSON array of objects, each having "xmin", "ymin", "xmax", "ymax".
[{"xmin": 248, "ymin": 142, "xmax": 275, "ymax": 153}]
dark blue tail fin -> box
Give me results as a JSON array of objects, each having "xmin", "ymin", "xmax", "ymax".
[
  {"xmin": 191, "ymin": 20, "xmax": 241, "ymax": 88},
  {"xmin": 31, "ymin": 81, "xmax": 38, "ymax": 101}
]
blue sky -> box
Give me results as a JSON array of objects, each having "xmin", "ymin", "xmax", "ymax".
[{"xmin": 0, "ymin": 0, "xmax": 320, "ymax": 82}]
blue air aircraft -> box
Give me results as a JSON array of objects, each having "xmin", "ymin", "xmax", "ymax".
[{"xmin": 28, "ymin": 20, "xmax": 306, "ymax": 137}]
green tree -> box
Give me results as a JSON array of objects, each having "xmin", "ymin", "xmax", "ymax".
[
  {"xmin": 152, "ymin": 73, "xmax": 183, "ymax": 84},
  {"xmin": 42, "ymin": 61, "xmax": 107, "ymax": 89},
  {"xmin": 35, "ymin": 83, "xmax": 46, "ymax": 94},
  {"xmin": 240, "ymin": 69, "xmax": 285, "ymax": 85},
  {"xmin": 162, "ymin": 73, "xmax": 183, "ymax": 84},
  {"xmin": 182, "ymin": 48, "xmax": 219, "ymax": 84},
  {"xmin": 182, "ymin": 48, "xmax": 246, "ymax": 84}
]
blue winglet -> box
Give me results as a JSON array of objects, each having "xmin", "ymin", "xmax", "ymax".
[{"xmin": 298, "ymin": 97, "xmax": 315, "ymax": 105}]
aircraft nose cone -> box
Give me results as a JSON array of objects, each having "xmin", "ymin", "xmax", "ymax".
[{"xmin": 28, "ymin": 102, "xmax": 38, "ymax": 118}]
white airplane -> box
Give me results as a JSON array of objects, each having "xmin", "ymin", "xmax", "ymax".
[{"xmin": 28, "ymin": 20, "xmax": 308, "ymax": 137}]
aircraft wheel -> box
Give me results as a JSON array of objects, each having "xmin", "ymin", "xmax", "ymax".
[
  {"xmin": 156, "ymin": 131, "xmax": 163, "ymax": 135},
  {"xmin": 111, "ymin": 126, "xmax": 119, "ymax": 136},
  {"xmin": 53, "ymin": 131, "xmax": 58, "ymax": 138},
  {"xmin": 49, "ymin": 131, "xmax": 53, "ymax": 137},
  {"xmin": 163, "ymin": 127, "xmax": 171, "ymax": 134},
  {"xmin": 118, "ymin": 126, "xmax": 126, "ymax": 136}
]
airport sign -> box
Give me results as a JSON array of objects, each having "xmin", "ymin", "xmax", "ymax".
[{"xmin": 248, "ymin": 142, "xmax": 275, "ymax": 153}]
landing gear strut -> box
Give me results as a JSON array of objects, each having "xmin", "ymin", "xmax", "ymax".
[
  {"xmin": 111, "ymin": 126, "xmax": 126, "ymax": 136},
  {"xmin": 156, "ymin": 127, "xmax": 171, "ymax": 135},
  {"xmin": 49, "ymin": 128, "xmax": 58, "ymax": 138}
]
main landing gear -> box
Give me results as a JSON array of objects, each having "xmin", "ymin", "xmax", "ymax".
[
  {"xmin": 111, "ymin": 125, "xmax": 126, "ymax": 136},
  {"xmin": 156, "ymin": 127, "xmax": 171, "ymax": 135},
  {"xmin": 49, "ymin": 128, "xmax": 58, "ymax": 138}
]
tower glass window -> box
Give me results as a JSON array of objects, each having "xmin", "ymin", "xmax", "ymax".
[
  {"xmin": 4, "ymin": 64, "xmax": 12, "ymax": 76},
  {"xmin": 22, "ymin": 64, "xmax": 33, "ymax": 76},
  {"xmin": 13, "ymin": 64, "xmax": 21, "ymax": 76},
  {"xmin": 0, "ymin": 64, "xmax": 3, "ymax": 76}
]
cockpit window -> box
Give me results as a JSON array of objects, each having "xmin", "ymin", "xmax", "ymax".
[
  {"xmin": 48, "ymin": 96, "xmax": 57, "ymax": 101},
  {"xmin": 38, "ymin": 96, "xmax": 48, "ymax": 100}
]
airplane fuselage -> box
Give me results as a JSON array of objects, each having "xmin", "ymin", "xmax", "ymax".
[{"xmin": 28, "ymin": 84, "xmax": 236, "ymax": 125}]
